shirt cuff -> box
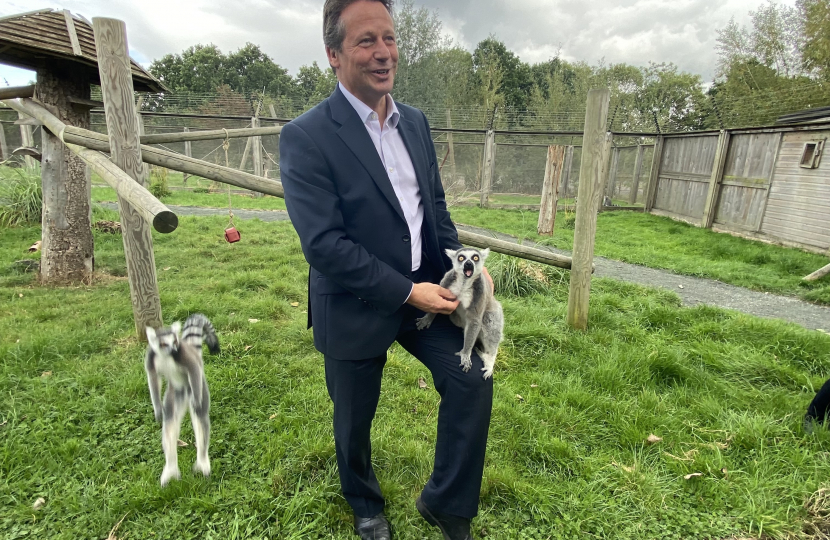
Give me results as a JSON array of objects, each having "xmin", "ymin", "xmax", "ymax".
[{"xmin": 403, "ymin": 282, "xmax": 414, "ymax": 305}]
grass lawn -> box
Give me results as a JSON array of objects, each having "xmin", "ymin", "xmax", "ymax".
[
  {"xmin": 449, "ymin": 206, "xmax": 830, "ymax": 305},
  {"xmin": 2, "ymin": 211, "xmax": 830, "ymax": 539}
]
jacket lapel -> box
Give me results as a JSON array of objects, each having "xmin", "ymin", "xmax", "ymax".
[{"xmin": 329, "ymin": 87, "xmax": 406, "ymax": 223}]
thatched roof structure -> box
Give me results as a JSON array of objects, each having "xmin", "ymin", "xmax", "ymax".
[{"xmin": 0, "ymin": 8, "xmax": 166, "ymax": 92}]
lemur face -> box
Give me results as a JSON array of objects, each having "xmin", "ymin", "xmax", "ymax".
[
  {"xmin": 146, "ymin": 321, "xmax": 182, "ymax": 356},
  {"xmin": 445, "ymin": 248, "xmax": 490, "ymax": 279}
]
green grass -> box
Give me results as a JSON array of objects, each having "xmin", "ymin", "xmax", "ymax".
[
  {"xmin": 2, "ymin": 213, "xmax": 830, "ymax": 539},
  {"xmin": 449, "ymin": 206, "xmax": 830, "ymax": 305}
]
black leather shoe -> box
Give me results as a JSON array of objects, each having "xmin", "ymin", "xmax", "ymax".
[
  {"xmin": 416, "ymin": 497, "xmax": 473, "ymax": 540},
  {"xmin": 354, "ymin": 512, "xmax": 391, "ymax": 540}
]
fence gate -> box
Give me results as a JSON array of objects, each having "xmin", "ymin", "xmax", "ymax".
[{"xmin": 652, "ymin": 135, "xmax": 719, "ymax": 222}]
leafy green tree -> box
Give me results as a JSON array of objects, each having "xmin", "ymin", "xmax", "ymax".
[
  {"xmin": 149, "ymin": 44, "xmax": 229, "ymax": 93},
  {"xmin": 225, "ymin": 43, "xmax": 295, "ymax": 97},
  {"xmin": 799, "ymin": 0, "xmax": 830, "ymax": 78},
  {"xmin": 472, "ymin": 38, "xmax": 534, "ymax": 112}
]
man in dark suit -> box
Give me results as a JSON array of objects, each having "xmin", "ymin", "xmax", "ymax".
[{"xmin": 279, "ymin": 1, "xmax": 493, "ymax": 539}]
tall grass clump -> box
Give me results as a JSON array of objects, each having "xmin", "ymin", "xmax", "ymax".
[
  {"xmin": 149, "ymin": 166, "xmax": 172, "ymax": 199},
  {"xmin": 487, "ymin": 251, "xmax": 567, "ymax": 296},
  {"xmin": 0, "ymin": 165, "xmax": 42, "ymax": 227}
]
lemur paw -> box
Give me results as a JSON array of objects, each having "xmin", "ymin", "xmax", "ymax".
[
  {"xmin": 160, "ymin": 466, "xmax": 181, "ymax": 487},
  {"xmin": 481, "ymin": 366, "xmax": 494, "ymax": 380},
  {"xmin": 415, "ymin": 316, "xmax": 432, "ymax": 330},
  {"xmin": 455, "ymin": 351, "xmax": 472, "ymax": 372}
]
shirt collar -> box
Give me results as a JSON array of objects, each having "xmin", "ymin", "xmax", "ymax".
[{"xmin": 339, "ymin": 82, "xmax": 399, "ymax": 129}]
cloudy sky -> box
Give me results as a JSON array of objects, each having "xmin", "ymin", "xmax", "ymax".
[{"xmin": 0, "ymin": 0, "xmax": 793, "ymax": 87}]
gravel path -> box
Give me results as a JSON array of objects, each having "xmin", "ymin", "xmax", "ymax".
[{"xmin": 103, "ymin": 203, "xmax": 828, "ymax": 331}]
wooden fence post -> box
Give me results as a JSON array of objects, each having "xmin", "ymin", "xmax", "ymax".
[
  {"xmin": 597, "ymin": 134, "xmax": 613, "ymax": 212},
  {"xmin": 0, "ymin": 122, "xmax": 7, "ymax": 160},
  {"xmin": 136, "ymin": 110, "xmax": 150, "ymax": 186},
  {"xmin": 561, "ymin": 145, "xmax": 574, "ymax": 198},
  {"xmin": 644, "ymin": 136, "xmax": 664, "ymax": 212},
  {"xmin": 605, "ymin": 146, "xmax": 620, "ymax": 200},
  {"xmin": 567, "ymin": 88, "xmax": 610, "ymax": 330},
  {"xmin": 18, "ymin": 113, "xmax": 36, "ymax": 169},
  {"xmin": 93, "ymin": 16, "xmax": 163, "ymax": 337},
  {"xmin": 446, "ymin": 109, "xmax": 459, "ymax": 191},
  {"xmin": 479, "ymin": 129, "xmax": 496, "ymax": 207},
  {"xmin": 239, "ymin": 122, "xmax": 253, "ymax": 171},
  {"xmin": 701, "ymin": 130, "xmax": 730, "ymax": 229},
  {"xmin": 538, "ymin": 145, "xmax": 565, "ymax": 235},
  {"xmin": 183, "ymin": 127, "xmax": 191, "ymax": 185},
  {"xmin": 630, "ymin": 144, "xmax": 645, "ymax": 204}
]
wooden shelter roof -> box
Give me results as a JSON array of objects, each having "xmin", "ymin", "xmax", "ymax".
[{"xmin": 0, "ymin": 9, "xmax": 166, "ymax": 93}]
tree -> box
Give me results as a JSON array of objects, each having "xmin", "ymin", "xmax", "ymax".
[
  {"xmin": 472, "ymin": 38, "xmax": 534, "ymax": 113},
  {"xmin": 799, "ymin": 0, "xmax": 830, "ymax": 78},
  {"xmin": 392, "ymin": 0, "xmax": 452, "ymax": 105},
  {"xmin": 149, "ymin": 44, "xmax": 229, "ymax": 93}
]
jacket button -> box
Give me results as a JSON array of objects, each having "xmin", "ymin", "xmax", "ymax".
[{"xmin": 402, "ymin": 234, "xmax": 410, "ymax": 242}]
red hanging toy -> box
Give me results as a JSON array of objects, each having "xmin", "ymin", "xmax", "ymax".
[{"xmin": 221, "ymin": 129, "xmax": 240, "ymax": 243}]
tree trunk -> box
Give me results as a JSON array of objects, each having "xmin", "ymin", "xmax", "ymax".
[{"xmin": 36, "ymin": 65, "xmax": 94, "ymax": 284}]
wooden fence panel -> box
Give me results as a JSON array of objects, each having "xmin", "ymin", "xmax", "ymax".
[
  {"xmin": 713, "ymin": 132, "xmax": 780, "ymax": 231},
  {"xmin": 651, "ymin": 135, "xmax": 718, "ymax": 220}
]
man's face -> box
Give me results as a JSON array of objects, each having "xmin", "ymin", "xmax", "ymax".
[{"xmin": 326, "ymin": 0, "xmax": 398, "ymax": 107}]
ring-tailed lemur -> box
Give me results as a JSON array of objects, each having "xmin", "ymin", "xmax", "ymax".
[
  {"xmin": 416, "ymin": 248, "xmax": 504, "ymax": 379},
  {"xmin": 145, "ymin": 313, "xmax": 219, "ymax": 486}
]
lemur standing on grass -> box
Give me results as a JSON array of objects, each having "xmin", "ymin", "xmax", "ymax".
[{"xmin": 145, "ymin": 314, "xmax": 219, "ymax": 486}]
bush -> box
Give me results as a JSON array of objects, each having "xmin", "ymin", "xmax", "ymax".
[
  {"xmin": 149, "ymin": 166, "xmax": 172, "ymax": 198},
  {"xmin": 0, "ymin": 166, "xmax": 42, "ymax": 227}
]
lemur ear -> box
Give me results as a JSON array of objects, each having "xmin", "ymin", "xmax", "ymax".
[
  {"xmin": 171, "ymin": 321, "xmax": 182, "ymax": 336},
  {"xmin": 444, "ymin": 248, "xmax": 457, "ymax": 259},
  {"xmin": 479, "ymin": 248, "xmax": 490, "ymax": 261},
  {"xmin": 146, "ymin": 327, "xmax": 159, "ymax": 350}
]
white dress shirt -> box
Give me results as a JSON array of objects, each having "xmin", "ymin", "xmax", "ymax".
[{"xmin": 339, "ymin": 83, "xmax": 424, "ymax": 273}]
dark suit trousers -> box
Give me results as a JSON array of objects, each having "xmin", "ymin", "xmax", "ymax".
[{"xmin": 323, "ymin": 268, "xmax": 494, "ymax": 519}]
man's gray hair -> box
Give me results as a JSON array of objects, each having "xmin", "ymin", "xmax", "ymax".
[{"xmin": 323, "ymin": 0, "xmax": 394, "ymax": 52}]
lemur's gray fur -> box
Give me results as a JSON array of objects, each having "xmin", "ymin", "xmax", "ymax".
[
  {"xmin": 416, "ymin": 248, "xmax": 504, "ymax": 379},
  {"xmin": 145, "ymin": 313, "xmax": 219, "ymax": 486}
]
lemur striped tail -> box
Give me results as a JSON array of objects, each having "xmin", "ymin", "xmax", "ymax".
[{"xmin": 181, "ymin": 313, "xmax": 220, "ymax": 354}]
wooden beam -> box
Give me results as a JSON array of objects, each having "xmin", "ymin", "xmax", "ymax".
[
  {"xmin": 804, "ymin": 261, "xmax": 830, "ymax": 282},
  {"xmin": 597, "ymin": 134, "xmax": 613, "ymax": 212},
  {"xmin": 2, "ymin": 97, "xmax": 286, "ymax": 198},
  {"xmin": 446, "ymin": 109, "xmax": 459, "ymax": 191},
  {"xmin": 458, "ymin": 229, "xmax": 577, "ymax": 269},
  {"xmin": 94, "ymin": 16, "xmax": 163, "ymax": 336},
  {"xmin": 537, "ymin": 145, "xmax": 565, "ymax": 235},
  {"xmin": 0, "ymin": 85, "xmax": 35, "ymax": 100},
  {"xmin": 252, "ymin": 116, "xmax": 263, "ymax": 185},
  {"xmin": 567, "ymin": 89, "xmax": 611, "ymax": 331},
  {"xmin": 644, "ymin": 135, "xmax": 665, "ymax": 212},
  {"xmin": 701, "ymin": 130, "xmax": 730, "ymax": 229},
  {"xmin": 140, "ymin": 125, "xmax": 282, "ymax": 145},
  {"xmin": 479, "ymin": 129, "xmax": 495, "ymax": 207},
  {"xmin": 269, "ymin": 104, "xmax": 277, "ymax": 119},
  {"xmin": 630, "ymin": 144, "xmax": 645, "ymax": 204},
  {"xmin": 63, "ymin": 10, "xmax": 83, "ymax": 56},
  {"xmin": 605, "ymin": 146, "xmax": 620, "ymax": 200},
  {"xmin": 18, "ymin": 112, "xmax": 36, "ymax": 169},
  {"xmin": 67, "ymin": 96, "xmax": 105, "ymax": 109},
  {"xmin": 561, "ymin": 145, "xmax": 574, "ymax": 197},
  {"xmin": 239, "ymin": 135, "xmax": 252, "ymax": 171}
]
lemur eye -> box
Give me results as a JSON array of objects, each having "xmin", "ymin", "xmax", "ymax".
[
  {"xmin": 458, "ymin": 255, "xmax": 465, "ymax": 262},
  {"xmin": 473, "ymin": 255, "xmax": 479, "ymax": 261}
]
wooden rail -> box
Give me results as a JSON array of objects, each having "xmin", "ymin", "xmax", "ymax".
[
  {"xmin": 0, "ymin": 85, "xmax": 35, "ymax": 101},
  {"xmin": 140, "ymin": 125, "xmax": 282, "ymax": 145},
  {"xmin": 1, "ymin": 97, "xmax": 177, "ymax": 233},
  {"xmin": 457, "ymin": 229, "xmax": 580, "ymax": 270}
]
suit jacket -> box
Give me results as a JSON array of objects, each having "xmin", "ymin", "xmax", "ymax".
[{"xmin": 280, "ymin": 86, "xmax": 462, "ymax": 360}]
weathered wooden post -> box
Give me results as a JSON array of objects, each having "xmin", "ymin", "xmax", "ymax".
[
  {"xmin": 94, "ymin": 16, "xmax": 163, "ymax": 336},
  {"xmin": 597, "ymin": 134, "xmax": 613, "ymax": 212},
  {"xmin": 252, "ymin": 116, "xmax": 263, "ymax": 197},
  {"xmin": 446, "ymin": 109, "xmax": 459, "ymax": 191},
  {"xmin": 644, "ymin": 136, "xmax": 664, "ymax": 212},
  {"xmin": 182, "ymin": 127, "xmax": 192, "ymax": 185},
  {"xmin": 537, "ymin": 145, "xmax": 565, "ymax": 235},
  {"xmin": 0, "ymin": 122, "xmax": 7, "ymax": 160},
  {"xmin": 630, "ymin": 144, "xmax": 645, "ymax": 204},
  {"xmin": 18, "ymin": 113, "xmax": 36, "ymax": 169},
  {"xmin": 567, "ymin": 89, "xmax": 610, "ymax": 330},
  {"xmin": 479, "ymin": 129, "xmax": 496, "ymax": 207},
  {"xmin": 561, "ymin": 145, "xmax": 574, "ymax": 198},
  {"xmin": 702, "ymin": 130, "xmax": 730, "ymax": 229},
  {"xmin": 605, "ymin": 146, "xmax": 620, "ymax": 201},
  {"xmin": 36, "ymin": 64, "xmax": 95, "ymax": 283}
]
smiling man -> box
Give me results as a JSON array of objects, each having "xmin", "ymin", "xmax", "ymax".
[{"xmin": 278, "ymin": 1, "xmax": 493, "ymax": 539}]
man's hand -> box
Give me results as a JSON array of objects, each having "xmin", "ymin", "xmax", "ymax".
[{"xmin": 407, "ymin": 282, "xmax": 459, "ymax": 314}]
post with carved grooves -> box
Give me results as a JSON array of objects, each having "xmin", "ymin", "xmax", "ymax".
[
  {"xmin": 537, "ymin": 145, "xmax": 565, "ymax": 235},
  {"xmin": 567, "ymin": 89, "xmax": 611, "ymax": 330},
  {"xmin": 93, "ymin": 17, "xmax": 163, "ymax": 337}
]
